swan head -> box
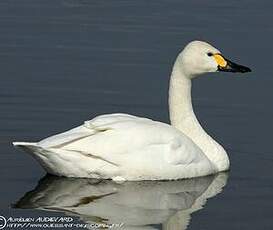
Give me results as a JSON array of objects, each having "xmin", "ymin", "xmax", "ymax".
[{"xmin": 178, "ymin": 40, "xmax": 251, "ymax": 78}]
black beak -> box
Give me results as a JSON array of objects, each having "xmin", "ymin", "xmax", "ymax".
[{"xmin": 218, "ymin": 58, "xmax": 251, "ymax": 73}]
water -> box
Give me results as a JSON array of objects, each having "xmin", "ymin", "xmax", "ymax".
[{"xmin": 0, "ymin": 0, "xmax": 273, "ymax": 229}]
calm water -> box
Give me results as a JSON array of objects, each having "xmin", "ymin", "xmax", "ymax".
[{"xmin": 0, "ymin": 0, "xmax": 273, "ymax": 229}]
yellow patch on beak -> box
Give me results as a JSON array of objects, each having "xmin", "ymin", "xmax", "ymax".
[{"xmin": 213, "ymin": 54, "xmax": 227, "ymax": 67}]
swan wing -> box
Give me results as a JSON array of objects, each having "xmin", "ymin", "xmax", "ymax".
[
  {"xmin": 38, "ymin": 113, "xmax": 147, "ymax": 149},
  {"xmin": 38, "ymin": 113, "xmax": 208, "ymax": 165},
  {"xmin": 36, "ymin": 113, "xmax": 213, "ymax": 179}
]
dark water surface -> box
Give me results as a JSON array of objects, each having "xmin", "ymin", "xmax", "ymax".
[{"xmin": 0, "ymin": 0, "xmax": 273, "ymax": 229}]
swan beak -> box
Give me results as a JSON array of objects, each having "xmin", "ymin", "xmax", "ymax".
[{"xmin": 214, "ymin": 54, "xmax": 251, "ymax": 73}]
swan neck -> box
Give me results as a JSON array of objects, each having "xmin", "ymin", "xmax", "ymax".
[
  {"xmin": 168, "ymin": 58, "xmax": 229, "ymax": 171},
  {"xmin": 169, "ymin": 60, "xmax": 195, "ymax": 129}
]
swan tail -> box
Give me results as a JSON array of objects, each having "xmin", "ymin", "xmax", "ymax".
[
  {"xmin": 13, "ymin": 142, "xmax": 45, "ymax": 156},
  {"xmin": 13, "ymin": 141, "xmax": 37, "ymax": 147},
  {"xmin": 12, "ymin": 141, "xmax": 112, "ymax": 178},
  {"xmin": 12, "ymin": 141, "xmax": 58, "ymax": 175}
]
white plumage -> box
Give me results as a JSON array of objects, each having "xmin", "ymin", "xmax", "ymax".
[
  {"xmin": 13, "ymin": 41, "xmax": 251, "ymax": 180},
  {"xmin": 14, "ymin": 114, "xmax": 214, "ymax": 180}
]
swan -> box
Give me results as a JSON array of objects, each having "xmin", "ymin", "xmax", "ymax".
[{"xmin": 13, "ymin": 41, "xmax": 251, "ymax": 181}]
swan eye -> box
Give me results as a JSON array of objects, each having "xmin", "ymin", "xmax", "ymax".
[{"xmin": 207, "ymin": 52, "xmax": 213, "ymax": 57}]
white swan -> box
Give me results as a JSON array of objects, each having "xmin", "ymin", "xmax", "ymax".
[{"xmin": 13, "ymin": 41, "xmax": 251, "ymax": 180}]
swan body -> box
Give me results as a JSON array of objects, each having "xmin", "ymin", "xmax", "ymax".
[
  {"xmin": 14, "ymin": 114, "xmax": 215, "ymax": 180},
  {"xmin": 13, "ymin": 41, "xmax": 251, "ymax": 180}
]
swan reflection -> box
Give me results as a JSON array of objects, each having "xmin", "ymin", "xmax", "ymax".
[{"xmin": 15, "ymin": 173, "xmax": 228, "ymax": 229}]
